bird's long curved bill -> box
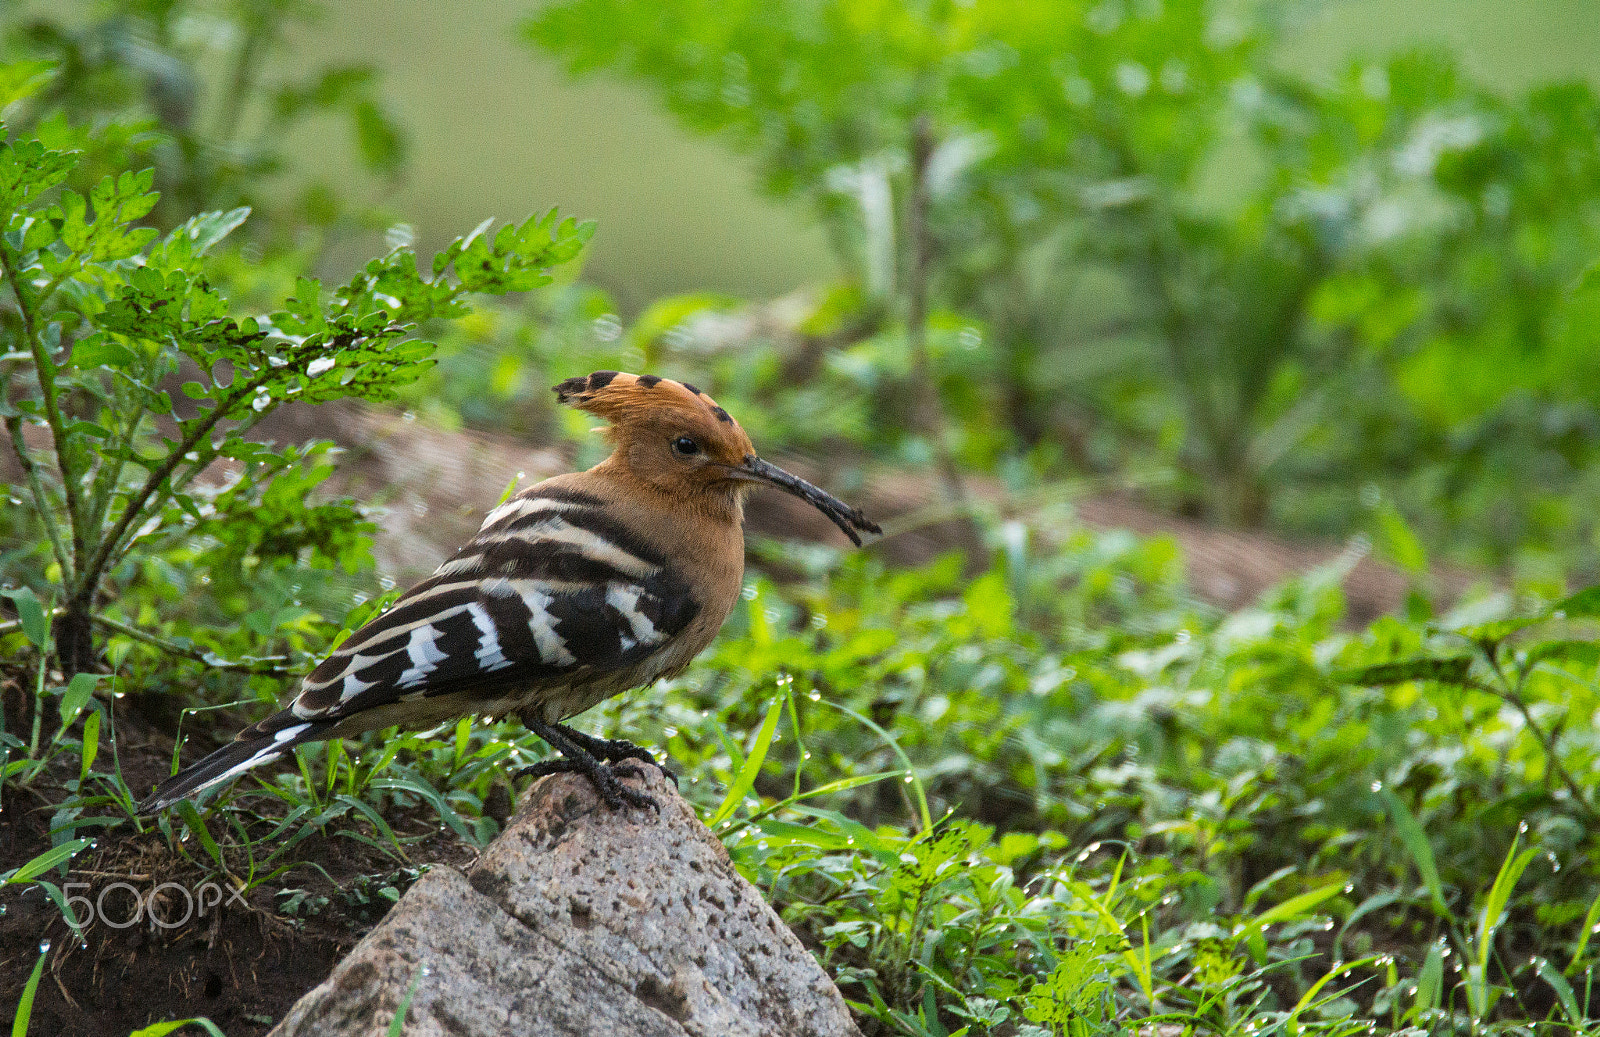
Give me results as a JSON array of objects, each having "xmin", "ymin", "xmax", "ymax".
[{"xmin": 737, "ymin": 455, "xmax": 881, "ymax": 546}]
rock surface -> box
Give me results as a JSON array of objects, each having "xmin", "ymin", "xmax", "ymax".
[{"xmin": 268, "ymin": 767, "xmax": 862, "ymax": 1037}]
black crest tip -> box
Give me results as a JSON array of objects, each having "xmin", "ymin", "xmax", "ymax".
[{"xmin": 553, "ymin": 378, "xmax": 588, "ymax": 403}]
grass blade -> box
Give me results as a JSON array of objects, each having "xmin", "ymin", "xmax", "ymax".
[
  {"xmin": 1, "ymin": 838, "xmax": 90, "ymax": 884},
  {"xmin": 10, "ymin": 945, "xmax": 48, "ymax": 1037},
  {"xmin": 707, "ymin": 694, "xmax": 785, "ymax": 829},
  {"xmin": 1566, "ymin": 891, "xmax": 1600, "ymax": 973},
  {"xmin": 389, "ymin": 963, "xmax": 426, "ymax": 1037},
  {"xmin": 128, "ymin": 1019, "xmax": 227, "ymax": 1037},
  {"xmin": 173, "ymin": 801, "xmax": 227, "ymax": 872},
  {"xmin": 820, "ymin": 698, "xmax": 931, "ymax": 832},
  {"xmin": 1380, "ymin": 789, "xmax": 1448, "ymax": 916}
]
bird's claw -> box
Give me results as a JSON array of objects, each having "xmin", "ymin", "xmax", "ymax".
[
  {"xmin": 515, "ymin": 754, "xmax": 660, "ymax": 812},
  {"xmin": 548, "ymin": 723, "xmax": 679, "ymax": 788}
]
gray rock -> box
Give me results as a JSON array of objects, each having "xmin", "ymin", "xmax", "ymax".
[{"xmin": 269, "ymin": 767, "xmax": 862, "ymax": 1037}]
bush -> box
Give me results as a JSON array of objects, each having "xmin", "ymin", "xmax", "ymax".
[{"xmin": 0, "ymin": 102, "xmax": 591, "ymax": 676}]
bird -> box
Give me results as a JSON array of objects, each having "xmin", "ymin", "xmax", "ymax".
[{"xmin": 137, "ymin": 372, "xmax": 880, "ymax": 814}]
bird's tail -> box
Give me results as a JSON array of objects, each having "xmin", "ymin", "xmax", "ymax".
[{"xmin": 137, "ymin": 712, "xmax": 336, "ymax": 815}]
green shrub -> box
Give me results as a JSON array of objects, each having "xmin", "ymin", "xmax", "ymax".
[{"xmin": 0, "ymin": 101, "xmax": 591, "ymax": 677}]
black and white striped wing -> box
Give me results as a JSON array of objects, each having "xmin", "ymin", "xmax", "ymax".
[{"xmin": 286, "ymin": 487, "xmax": 699, "ymax": 725}]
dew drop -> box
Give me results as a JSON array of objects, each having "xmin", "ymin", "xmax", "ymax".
[
  {"xmin": 808, "ymin": 691, "xmax": 821, "ymax": 702},
  {"xmin": 38, "ymin": 939, "xmax": 50, "ymax": 954},
  {"xmin": 1370, "ymin": 780, "xmax": 1383, "ymax": 793}
]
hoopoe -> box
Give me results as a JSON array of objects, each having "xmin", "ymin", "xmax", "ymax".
[{"xmin": 138, "ymin": 372, "xmax": 879, "ymax": 814}]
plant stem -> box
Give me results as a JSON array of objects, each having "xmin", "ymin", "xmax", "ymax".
[
  {"xmin": 0, "ymin": 612, "xmax": 292, "ymax": 675},
  {"xmin": 1468, "ymin": 662, "xmax": 1599, "ymax": 824},
  {"xmin": 77, "ymin": 367, "xmax": 275, "ymax": 604},
  {"xmin": 86, "ymin": 401, "xmax": 148, "ymax": 538},
  {"xmin": 5, "ymin": 413, "xmax": 74, "ymax": 580},
  {"xmin": 90, "ymin": 612, "xmax": 294, "ymax": 675},
  {"xmin": 0, "ymin": 243, "xmax": 87, "ymax": 576}
]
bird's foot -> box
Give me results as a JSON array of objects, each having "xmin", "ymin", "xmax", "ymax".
[
  {"xmin": 515, "ymin": 756, "xmax": 658, "ymax": 811},
  {"xmin": 548, "ymin": 722, "xmax": 679, "ymax": 788},
  {"xmin": 522, "ymin": 719, "xmax": 661, "ymax": 811}
]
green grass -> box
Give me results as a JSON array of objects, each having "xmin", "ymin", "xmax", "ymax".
[{"xmin": 6, "ymin": 517, "xmax": 1600, "ymax": 1034}]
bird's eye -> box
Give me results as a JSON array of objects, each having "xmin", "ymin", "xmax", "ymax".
[{"xmin": 671, "ymin": 436, "xmax": 701, "ymax": 457}]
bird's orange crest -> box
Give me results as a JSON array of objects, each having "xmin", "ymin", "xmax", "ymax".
[{"xmin": 554, "ymin": 371, "xmax": 753, "ymax": 463}]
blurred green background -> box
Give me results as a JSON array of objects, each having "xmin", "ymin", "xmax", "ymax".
[{"xmin": 286, "ymin": 0, "xmax": 1600, "ymax": 306}]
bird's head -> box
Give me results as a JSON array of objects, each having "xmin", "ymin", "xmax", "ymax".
[{"xmin": 554, "ymin": 371, "xmax": 880, "ymax": 545}]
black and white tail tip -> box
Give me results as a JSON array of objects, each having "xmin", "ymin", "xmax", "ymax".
[{"xmin": 137, "ymin": 717, "xmax": 332, "ymax": 815}]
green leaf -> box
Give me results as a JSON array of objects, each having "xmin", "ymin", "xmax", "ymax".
[
  {"xmin": 1373, "ymin": 503, "xmax": 1428, "ymax": 574},
  {"xmin": 128, "ymin": 1019, "xmax": 228, "ymax": 1037},
  {"xmin": 1250, "ymin": 880, "xmax": 1345, "ymax": 931},
  {"xmin": 1536, "ymin": 958, "xmax": 1583, "ymax": 1025},
  {"xmin": 1, "ymin": 838, "xmax": 90, "ymax": 885},
  {"xmin": 58, "ymin": 672, "xmax": 100, "ymax": 722},
  {"xmin": 10, "ymin": 945, "xmax": 48, "ymax": 1037},
  {"xmin": 355, "ymin": 100, "xmax": 406, "ymax": 176},
  {"xmin": 156, "ymin": 207, "xmax": 252, "ymax": 263},
  {"xmin": 388, "ymin": 965, "xmax": 426, "ymax": 1037},
  {"xmin": 79, "ymin": 710, "xmax": 100, "ymax": 780},
  {"xmin": 0, "ymin": 60, "xmax": 56, "ymax": 108},
  {"xmin": 1476, "ymin": 835, "xmax": 1538, "ymax": 968},
  {"xmin": 1523, "ymin": 638, "xmax": 1600, "ymax": 670},
  {"xmin": 707, "ymin": 694, "xmax": 786, "ymax": 829},
  {"xmin": 1, "ymin": 587, "xmax": 50, "ymax": 650},
  {"xmin": 1413, "ymin": 941, "xmax": 1444, "ymax": 1014},
  {"xmin": 1554, "ymin": 585, "xmax": 1600, "ymax": 619},
  {"xmin": 173, "ymin": 801, "xmax": 227, "ymax": 871},
  {"xmin": 70, "ymin": 336, "xmax": 139, "ymax": 368}
]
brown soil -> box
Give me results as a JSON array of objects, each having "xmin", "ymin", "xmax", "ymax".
[{"xmin": 0, "ymin": 681, "xmax": 479, "ymax": 1037}]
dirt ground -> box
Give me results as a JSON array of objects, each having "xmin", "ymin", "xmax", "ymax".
[{"xmin": 0, "ymin": 679, "xmax": 478, "ymax": 1037}]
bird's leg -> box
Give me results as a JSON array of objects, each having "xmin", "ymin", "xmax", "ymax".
[
  {"xmin": 548, "ymin": 722, "xmax": 679, "ymax": 787},
  {"xmin": 520, "ymin": 718, "xmax": 658, "ymax": 811}
]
